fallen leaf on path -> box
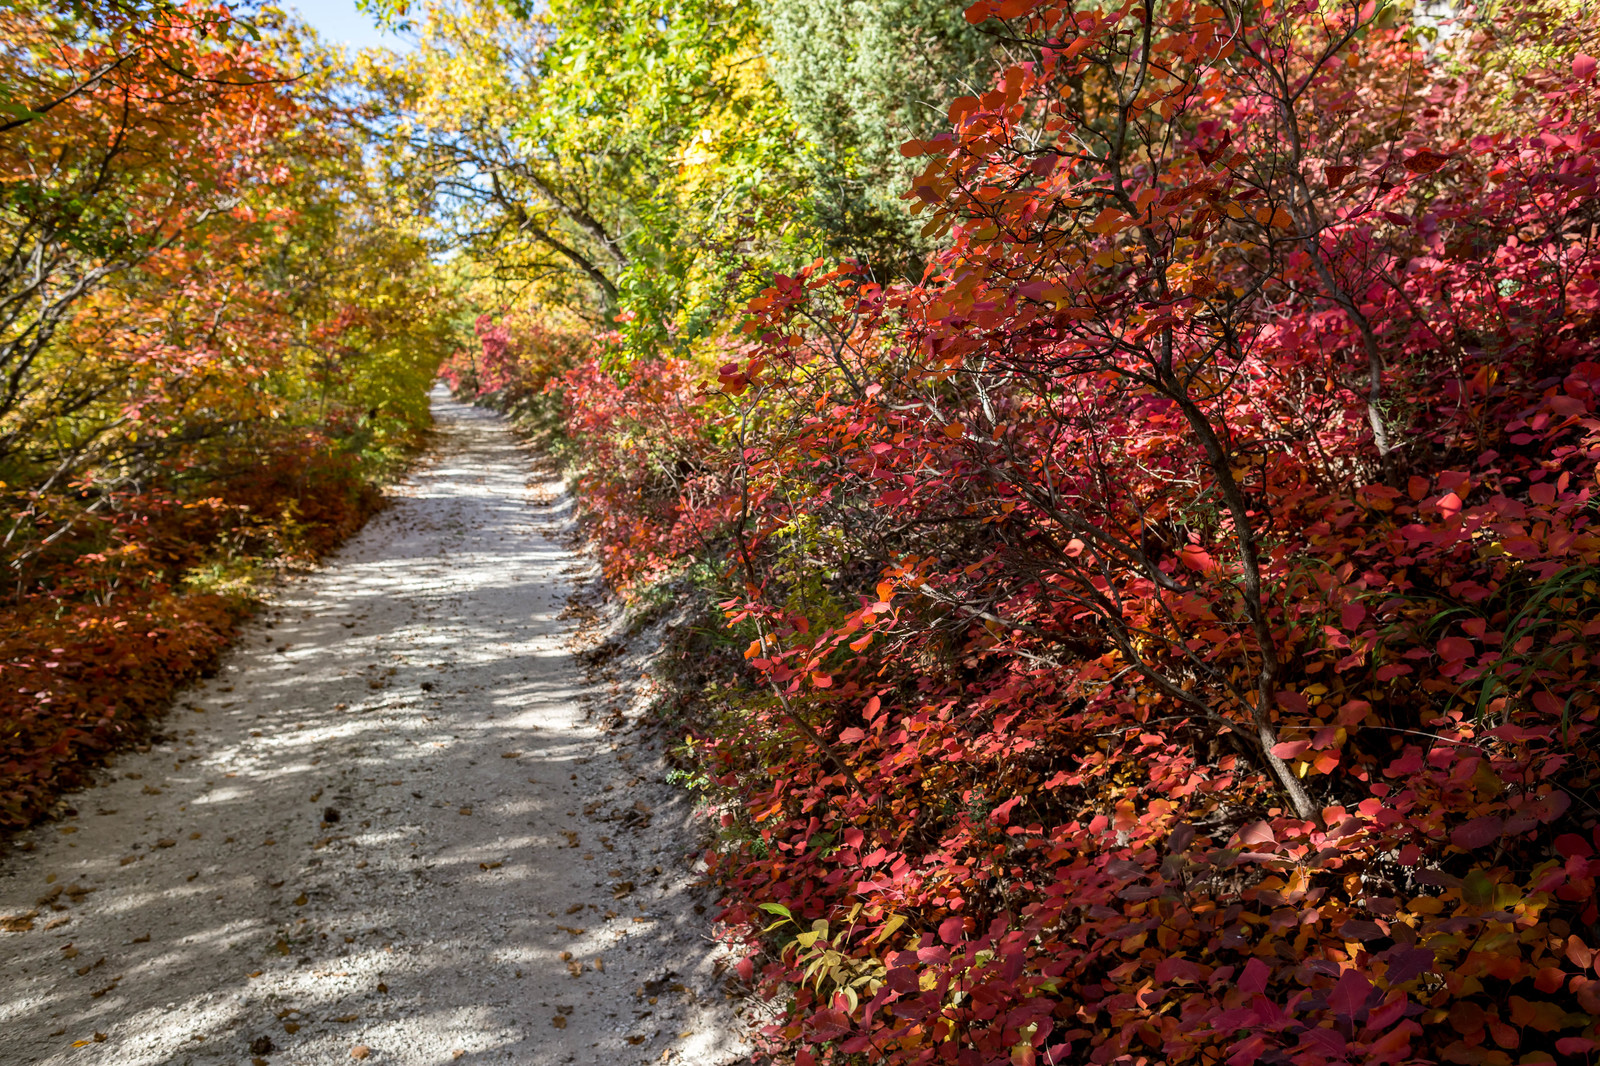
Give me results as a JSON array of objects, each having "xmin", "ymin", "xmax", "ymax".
[
  {"xmin": 458, "ymin": 807, "xmax": 472, "ymax": 816},
  {"xmin": 130, "ymin": 933, "xmax": 149, "ymax": 943},
  {"xmin": 627, "ymin": 1035, "xmax": 646, "ymax": 1045},
  {"xmin": 612, "ymin": 882, "xmax": 634, "ymax": 899},
  {"xmin": 478, "ymin": 861, "xmax": 502, "ymax": 870},
  {"xmin": 120, "ymin": 855, "xmax": 141, "ymax": 866},
  {"xmin": 334, "ymin": 1013, "xmax": 360, "ymax": 1023},
  {"xmin": 294, "ymin": 894, "xmax": 309, "ymax": 906},
  {"xmin": 3, "ymin": 910, "xmax": 39, "ymax": 932},
  {"xmin": 452, "ymin": 1051, "xmax": 465, "ymax": 1060},
  {"xmin": 62, "ymin": 946, "xmax": 78, "ymax": 959},
  {"xmin": 501, "ymin": 752, "xmax": 521, "ymax": 758},
  {"xmin": 351, "ymin": 1046, "xmax": 370, "ymax": 1060},
  {"xmin": 250, "ymin": 1036, "xmax": 276, "ymax": 1054},
  {"xmin": 593, "ymin": 957, "xmax": 604, "ymax": 972},
  {"xmin": 284, "ymin": 1022, "xmax": 301, "ymax": 1034},
  {"xmin": 45, "ymin": 916, "xmax": 69, "ymax": 930},
  {"xmin": 567, "ymin": 960, "xmax": 583, "ymax": 978},
  {"xmin": 154, "ymin": 839, "xmax": 175, "ymax": 849},
  {"xmin": 550, "ymin": 1016, "xmax": 568, "ymax": 1029},
  {"xmin": 565, "ymin": 903, "xmax": 583, "ymax": 914}
]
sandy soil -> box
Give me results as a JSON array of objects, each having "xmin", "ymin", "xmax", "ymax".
[{"xmin": 0, "ymin": 389, "xmax": 749, "ymax": 1066}]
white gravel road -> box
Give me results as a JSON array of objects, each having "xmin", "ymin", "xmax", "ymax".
[{"xmin": 0, "ymin": 389, "xmax": 748, "ymax": 1066}]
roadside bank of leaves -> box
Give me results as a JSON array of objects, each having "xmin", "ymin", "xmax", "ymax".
[{"xmin": 0, "ymin": 436, "xmax": 417, "ymax": 835}]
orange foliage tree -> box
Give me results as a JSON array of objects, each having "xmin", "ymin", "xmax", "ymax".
[{"xmin": 0, "ymin": 2, "xmax": 454, "ymax": 828}]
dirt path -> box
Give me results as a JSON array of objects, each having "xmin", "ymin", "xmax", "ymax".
[{"xmin": 0, "ymin": 390, "xmax": 747, "ymax": 1066}]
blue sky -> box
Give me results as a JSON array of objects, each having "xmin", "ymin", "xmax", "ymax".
[{"xmin": 288, "ymin": 0, "xmax": 412, "ymax": 51}]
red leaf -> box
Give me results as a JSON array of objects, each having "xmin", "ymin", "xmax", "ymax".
[
  {"xmin": 1450, "ymin": 815, "xmax": 1504, "ymax": 849},
  {"xmin": 1325, "ymin": 164, "xmax": 1357, "ymax": 188},
  {"xmin": 990, "ymin": 796, "xmax": 1024, "ymax": 825},
  {"xmin": 938, "ymin": 916, "xmax": 965, "ymax": 944},
  {"xmin": 1402, "ymin": 149, "xmax": 1453, "ymax": 175},
  {"xmin": 1238, "ymin": 957, "xmax": 1271, "ymax": 995},
  {"xmin": 1555, "ymin": 833, "xmax": 1593, "ymax": 860},
  {"xmin": 805, "ymin": 1008, "xmax": 852, "ymax": 1042},
  {"xmin": 1575, "ymin": 53, "xmax": 1598, "ymax": 80},
  {"xmin": 1237, "ymin": 820, "xmax": 1275, "ymax": 846},
  {"xmin": 1329, "ymin": 968, "xmax": 1372, "ymax": 1018}
]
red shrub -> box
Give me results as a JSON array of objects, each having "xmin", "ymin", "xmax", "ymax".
[{"xmin": 559, "ymin": 4, "xmax": 1600, "ymax": 1063}]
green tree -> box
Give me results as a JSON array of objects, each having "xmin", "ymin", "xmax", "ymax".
[{"xmin": 759, "ymin": 0, "xmax": 995, "ymax": 276}]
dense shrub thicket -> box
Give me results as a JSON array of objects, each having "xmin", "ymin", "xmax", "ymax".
[{"xmin": 451, "ymin": 1, "xmax": 1600, "ymax": 1063}]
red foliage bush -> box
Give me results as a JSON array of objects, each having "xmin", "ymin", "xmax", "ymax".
[
  {"xmin": 548, "ymin": 4, "xmax": 1600, "ymax": 1064},
  {"xmin": 0, "ymin": 433, "xmax": 385, "ymax": 830},
  {"xmin": 438, "ymin": 311, "xmax": 593, "ymax": 407}
]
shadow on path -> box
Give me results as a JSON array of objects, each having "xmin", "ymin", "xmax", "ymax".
[{"xmin": 0, "ymin": 388, "xmax": 745, "ymax": 1066}]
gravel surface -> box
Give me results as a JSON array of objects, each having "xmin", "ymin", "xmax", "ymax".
[{"xmin": 0, "ymin": 389, "xmax": 749, "ymax": 1066}]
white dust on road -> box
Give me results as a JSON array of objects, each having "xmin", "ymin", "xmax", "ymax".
[{"xmin": 0, "ymin": 389, "xmax": 748, "ymax": 1065}]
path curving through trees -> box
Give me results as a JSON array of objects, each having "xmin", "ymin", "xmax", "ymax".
[{"xmin": 0, "ymin": 390, "xmax": 745, "ymax": 1066}]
